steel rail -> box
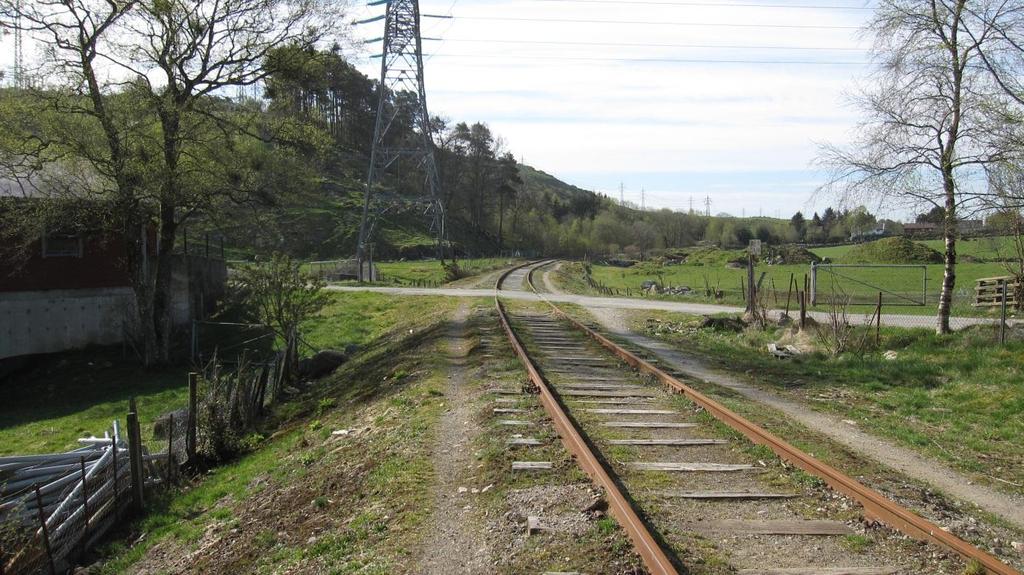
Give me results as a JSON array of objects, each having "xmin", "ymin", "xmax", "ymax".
[
  {"xmin": 521, "ymin": 262, "xmax": 1021, "ymax": 575},
  {"xmin": 494, "ymin": 261, "xmax": 679, "ymax": 575}
]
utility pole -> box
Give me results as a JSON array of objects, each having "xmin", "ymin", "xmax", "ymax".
[
  {"xmin": 689, "ymin": 196, "xmax": 694, "ymax": 214},
  {"xmin": 641, "ymin": 187, "xmax": 645, "ymax": 211},
  {"xmin": 356, "ymin": 0, "xmax": 445, "ymax": 281},
  {"xmin": 619, "ymin": 182, "xmax": 624, "ymax": 207}
]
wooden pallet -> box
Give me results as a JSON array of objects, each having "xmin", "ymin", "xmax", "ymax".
[{"xmin": 973, "ymin": 276, "xmax": 1020, "ymax": 307}]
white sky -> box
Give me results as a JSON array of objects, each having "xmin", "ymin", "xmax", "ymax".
[
  {"xmin": 1, "ymin": 0, "xmax": 894, "ymax": 219},
  {"xmin": 352, "ymin": 0, "xmax": 880, "ymax": 218}
]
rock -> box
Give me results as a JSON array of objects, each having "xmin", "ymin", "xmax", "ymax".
[
  {"xmin": 298, "ymin": 350, "xmax": 348, "ymax": 380},
  {"xmin": 1011, "ymin": 541, "xmax": 1023, "ymax": 553},
  {"xmin": 699, "ymin": 316, "xmax": 746, "ymax": 332},
  {"xmin": 884, "ymin": 350, "xmax": 899, "ymax": 361},
  {"xmin": 526, "ymin": 516, "xmax": 551, "ymax": 535},
  {"xmin": 152, "ymin": 408, "xmax": 188, "ymax": 440}
]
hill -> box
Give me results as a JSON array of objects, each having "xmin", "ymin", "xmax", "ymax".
[{"xmin": 518, "ymin": 165, "xmax": 603, "ymax": 204}]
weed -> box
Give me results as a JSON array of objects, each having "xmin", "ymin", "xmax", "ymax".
[
  {"xmin": 596, "ymin": 517, "xmax": 617, "ymax": 535},
  {"xmin": 963, "ymin": 559, "xmax": 986, "ymax": 575},
  {"xmin": 315, "ymin": 398, "xmax": 337, "ymax": 416},
  {"xmin": 841, "ymin": 534, "xmax": 873, "ymax": 553},
  {"xmin": 254, "ymin": 529, "xmax": 278, "ymax": 549}
]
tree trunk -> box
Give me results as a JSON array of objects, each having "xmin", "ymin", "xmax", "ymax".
[
  {"xmin": 936, "ymin": 186, "xmax": 957, "ymax": 334},
  {"xmin": 153, "ymin": 201, "xmax": 177, "ymax": 362}
]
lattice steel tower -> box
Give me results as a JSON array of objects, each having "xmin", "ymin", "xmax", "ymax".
[{"xmin": 356, "ymin": 0, "xmax": 444, "ymax": 281}]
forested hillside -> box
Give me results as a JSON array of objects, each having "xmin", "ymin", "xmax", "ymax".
[{"xmin": 1, "ymin": 43, "xmax": 901, "ymax": 264}]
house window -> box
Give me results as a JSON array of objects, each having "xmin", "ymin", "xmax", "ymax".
[{"xmin": 42, "ymin": 232, "xmax": 83, "ymax": 258}]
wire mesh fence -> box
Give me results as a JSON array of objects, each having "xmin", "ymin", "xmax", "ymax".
[{"xmin": 584, "ymin": 262, "xmax": 1020, "ymax": 342}]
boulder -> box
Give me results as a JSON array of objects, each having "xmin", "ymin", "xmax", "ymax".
[
  {"xmin": 299, "ymin": 350, "xmax": 348, "ymax": 380},
  {"xmin": 698, "ymin": 316, "xmax": 747, "ymax": 332}
]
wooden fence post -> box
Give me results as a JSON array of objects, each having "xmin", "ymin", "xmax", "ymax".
[
  {"xmin": 35, "ymin": 486, "xmax": 56, "ymax": 575},
  {"xmin": 127, "ymin": 399, "xmax": 145, "ymax": 513},
  {"xmin": 799, "ymin": 291, "xmax": 807, "ymax": 330},
  {"xmin": 784, "ymin": 274, "xmax": 794, "ymax": 317},
  {"xmin": 167, "ymin": 413, "xmax": 175, "ymax": 489},
  {"xmin": 187, "ymin": 373, "xmax": 198, "ymax": 465}
]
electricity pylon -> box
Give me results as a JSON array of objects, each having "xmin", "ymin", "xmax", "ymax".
[{"xmin": 356, "ymin": 0, "xmax": 445, "ymax": 281}]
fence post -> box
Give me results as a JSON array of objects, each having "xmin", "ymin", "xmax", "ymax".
[
  {"xmin": 111, "ymin": 436, "xmax": 120, "ymax": 520},
  {"xmin": 739, "ymin": 277, "xmax": 745, "ymax": 305},
  {"xmin": 784, "ymin": 274, "xmax": 794, "ymax": 317},
  {"xmin": 1000, "ymin": 279, "xmax": 1007, "ymax": 345},
  {"xmin": 190, "ymin": 320, "xmax": 197, "ymax": 362},
  {"xmin": 127, "ymin": 399, "xmax": 145, "ymax": 513},
  {"xmin": 799, "ymin": 291, "xmax": 807, "ymax": 330},
  {"xmin": 746, "ymin": 254, "xmax": 755, "ymax": 313},
  {"xmin": 34, "ymin": 486, "xmax": 56, "ymax": 575},
  {"xmin": 810, "ymin": 262, "xmax": 817, "ymax": 306},
  {"xmin": 167, "ymin": 413, "xmax": 175, "ymax": 488},
  {"xmin": 187, "ymin": 373, "xmax": 198, "ymax": 465},
  {"xmin": 876, "ymin": 292, "xmax": 883, "ymax": 346}
]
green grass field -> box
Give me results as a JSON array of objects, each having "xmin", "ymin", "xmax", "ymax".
[
  {"xmin": 0, "ymin": 293, "xmax": 459, "ymax": 455},
  {"xmin": 586, "ymin": 261, "xmax": 1010, "ymax": 316},
  {"xmin": 624, "ymin": 310, "xmax": 1024, "ymax": 493},
  {"xmin": 811, "ymin": 236, "xmax": 1019, "ymax": 262}
]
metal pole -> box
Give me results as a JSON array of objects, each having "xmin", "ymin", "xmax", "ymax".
[
  {"xmin": 747, "ymin": 254, "xmax": 755, "ymax": 313},
  {"xmin": 810, "ymin": 263, "xmax": 817, "ymax": 306},
  {"xmin": 127, "ymin": 399, "xmax": 144, "ymax": 513},
  {"xmin": 111, "ymin": 436, "xmax": 120, "ymax": 520},
  {"xmin": 1000, "ymin": 280, "xmax": 1007, "ymax": 345},
  {"xmin": 876, "ymin": 292, "xmax": 883, "ymax": 346},
  {"xmin": 35, "ymin": 486, "xmax": 56, "ymax": 575}
]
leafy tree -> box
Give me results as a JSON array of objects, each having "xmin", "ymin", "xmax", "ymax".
[
  {"xmin": 818, "ymin": 0, "xmax": 1007, "ymax": 333},
  {"xmin": 0, "ymin": 0, "xmax": 341, "ymax": 363},
  {"xmin": 235, "ymin": 253, "xmax": 328, "ymax": 382},
  {"xmin": 790, "ymin": 211, "xmax": 807, "ymax": 240}
]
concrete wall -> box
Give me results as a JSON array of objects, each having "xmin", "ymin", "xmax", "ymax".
[
  {"xmin": 0, "ymin": 256, "xmax": 228, "ymax": 360},
  {"xmin": 0, "ymin": 287, "xmax": 133, "ymax": 360}
]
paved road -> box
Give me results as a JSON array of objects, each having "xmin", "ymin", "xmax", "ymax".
[{"xmin": 327, "ymin": 284, "xmax": 1004, "ymax": 330}]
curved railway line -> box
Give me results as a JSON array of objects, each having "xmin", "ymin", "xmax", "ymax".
[{"xmin": 493, "ymin": 260, "xmax": 1020, "ymax": 575}]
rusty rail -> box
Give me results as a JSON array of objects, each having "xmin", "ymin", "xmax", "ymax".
[
  {"xmin": 494, "ymin": 262, "xmax": 679, "ymax": 575},
  {"xmin": 519, "ymin": 262, "xmax": 1020, "ymax": 575}
]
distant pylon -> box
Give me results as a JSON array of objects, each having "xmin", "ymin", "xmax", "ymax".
[
  {"xmin": 704, "ymin": 195, "xmax": 712, "ymax": 217},
  {"xmin": 356, "ymin": 0, "xmax": 444, "ymax": 281}
]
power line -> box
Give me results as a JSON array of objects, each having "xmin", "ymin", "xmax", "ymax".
[
  {"xmin": 426, "ymin": 53, "xmax": 867, "ymax": 65},
  {"xmin": 438, "ymin": 38, "xmax": 866, "ymax": 52},
  {"xmin": 449, "ymin": 15, "xmax": 860, "ymax": 29},
  {"xmin": 529, "ymin": 0, "xmax": 875, "ymax": 10}
]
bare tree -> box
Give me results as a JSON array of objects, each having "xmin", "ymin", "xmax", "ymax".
[
  {"xmin": 0, "ymin": 0, "xmax": 343, "ymax": 363},
  {"xmin": 818, "ymin": 0, "xmax": 1008, "ymax": 334}
]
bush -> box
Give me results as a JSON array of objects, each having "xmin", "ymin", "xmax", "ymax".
[{"xmin": 842, "ymin": 237, "xmax": 943, "ymax": 264}]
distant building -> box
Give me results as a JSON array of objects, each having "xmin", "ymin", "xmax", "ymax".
[
  {"xmin": 903, "ymin": 222, "xmax": 939, "ymax": 236},
  {"xmin": 957, "ymin": 219, "xmax": 984, "ymax": 234},
  {"xmin": 850, "ymin": 222, "xmax": 889, "ymax": 241}
]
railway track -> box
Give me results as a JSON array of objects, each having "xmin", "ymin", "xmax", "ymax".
[{"xmin": 493, "ymin": 260, "xmax": 1020, "ymax": 575}]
